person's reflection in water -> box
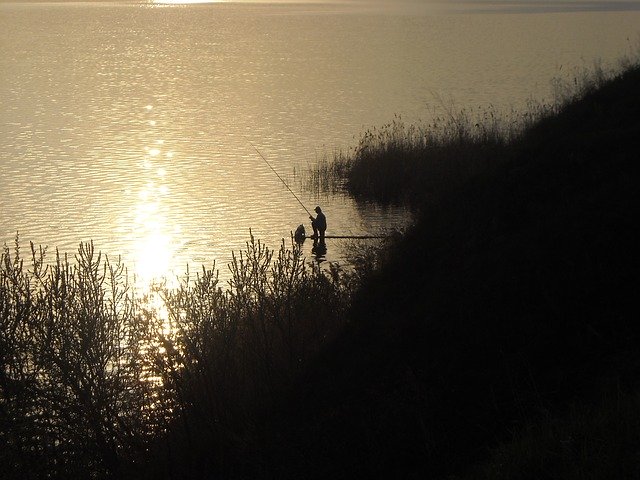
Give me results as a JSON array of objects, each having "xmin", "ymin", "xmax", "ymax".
[{"xmin": 311, "ymin": 238, "xmax": 327, "ymax": 263}]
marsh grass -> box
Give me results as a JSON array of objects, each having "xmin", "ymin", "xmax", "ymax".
[
  {"xmin": 305, "ymin": 52, "xmax": 640, "ymax": 208},
  {"xmin": 304, "ymin": 110, "xmax": 538, "ymax": 206},
  {"xmin": 0, "ymin": 233, "xmax": 354, "ymax": 479},
  {"xmin": 301, "ymin": 149, "xmax": 352, "ymax": 196}
]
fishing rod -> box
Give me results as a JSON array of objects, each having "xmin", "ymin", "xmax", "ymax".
[{"xmin": 249, "ymin": 142, "xmax": 313, "ymax": 217}]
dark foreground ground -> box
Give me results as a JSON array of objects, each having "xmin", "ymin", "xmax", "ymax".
[{"xmin": 258, "ymin": 65, "xmax": 640, "ymax": 478}]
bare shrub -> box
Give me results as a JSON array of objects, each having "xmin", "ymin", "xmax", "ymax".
[{"xmin": 0, "ymin": 238, "xmax": 162, "ymax": 479}]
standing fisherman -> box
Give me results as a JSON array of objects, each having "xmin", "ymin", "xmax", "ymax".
[
  {"xmin": 250, "ymin": 145, "xmax": 328, "ymax": 244},
  {"xmin": 310, "ymin": 206, "xmax": 327, "ymax": 241}
]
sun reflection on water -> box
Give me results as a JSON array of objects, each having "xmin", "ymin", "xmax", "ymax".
[
  {"xmin": 130, "ymin": 110, "xmax": 182, "ymax": 287},
  {"xmin": 134, "ymin": 225, "xmax": 172, "ymax": 284}
]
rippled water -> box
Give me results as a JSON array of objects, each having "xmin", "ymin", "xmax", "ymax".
[{"xmin": 1, "ymin": 1, "xmax": 639, "ymax": 284}]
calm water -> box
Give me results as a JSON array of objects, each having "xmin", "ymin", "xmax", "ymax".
[{"xmin": 1, "ymin": 1, "xmax": 639, "ymax": 284}]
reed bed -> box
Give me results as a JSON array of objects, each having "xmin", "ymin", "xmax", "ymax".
[
  {"xmin": 304, "ymin": 110, "xmax": 540, "ymax": 206},
  {"xmin": 305, "ymin": 52, "xmax": 640, "ymax": 209}
]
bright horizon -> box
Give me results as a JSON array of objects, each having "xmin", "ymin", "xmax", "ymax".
[
  {"xmin": 2, "ymin": 0, "xmax": 640, "ymax": 4},
  {"xmin": 2, "ymin": 0, "xmax": 640, "ymax": 14}
]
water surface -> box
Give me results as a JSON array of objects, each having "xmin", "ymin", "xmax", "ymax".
[{"xmin": 1, "ymin": 1, "xmax": 638, "ymax": 284}]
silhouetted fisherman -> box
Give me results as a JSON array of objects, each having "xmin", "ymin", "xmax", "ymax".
[{"xmin": 309, "ymin": 206, "xmax": 327, "ymax": 241}]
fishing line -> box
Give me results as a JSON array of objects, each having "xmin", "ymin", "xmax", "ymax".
[{"xmin": 249, "ymin": 142, "xmax": 313, "ymax": 217}]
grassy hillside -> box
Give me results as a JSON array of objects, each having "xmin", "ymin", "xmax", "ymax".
[{"xmin": 268, "ymin": 63, "xmax": 640, "ymax": 478}]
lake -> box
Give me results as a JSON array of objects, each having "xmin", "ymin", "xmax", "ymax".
[{"xmin": 1, "ymin": 0, "xmax": 639, "ymax": 285}]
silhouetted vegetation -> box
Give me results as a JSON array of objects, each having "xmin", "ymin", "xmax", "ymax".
[
  {"xmin": 307, "ymin": 58, "xmax": 637, "ymax": 209},
  {"xmin": 289, "ymin": 59, "xmax": 640, "ymax": 478},
  {"xmin": 0, "ymin": 235, "xmax": 355, "ymax": 479},
  {"xmin": 2, "ymin": 58, "xmax": 639, "ymax": 479},
  {"xmin": 471, "ymin": 390, "xmax": 640, "ymax": 479},
  {"xmin": 304, "ymin": 108, "xmax": 542, "ymax": 206}
]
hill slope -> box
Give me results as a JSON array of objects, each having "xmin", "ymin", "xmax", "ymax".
[{"xmin": 267, "ymin": 65, "xmax": 640, "ymax": 478}]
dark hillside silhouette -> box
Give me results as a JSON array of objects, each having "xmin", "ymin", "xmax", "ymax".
[{"xmin": 266, "ymin": 65, "xmax": 640, "ymax": 478}]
